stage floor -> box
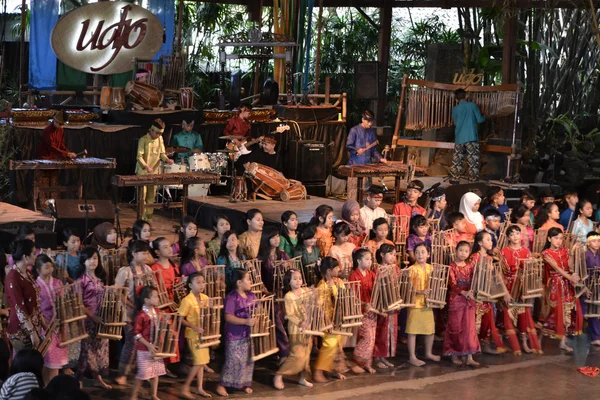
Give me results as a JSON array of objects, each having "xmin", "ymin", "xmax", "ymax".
[{"xmin": 188, "ymin": 195, "xmax": 345, "ymax": 232}]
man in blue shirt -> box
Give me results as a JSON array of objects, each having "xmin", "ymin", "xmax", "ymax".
[
  {"xmin": 346, "ymin": 110, "xmax": 387, "ymax": 165},
  {"xmin": 171, "ymin": 120, "xmax": 203, "ymax": 163},
  {"xmin": 450, "ymin": 89, "xmax": 485, "ymax": 184}
]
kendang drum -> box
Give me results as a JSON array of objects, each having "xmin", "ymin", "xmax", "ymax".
[
  {"xmin": 179, "ymin": 87, "xmax": 194, "ymax": 110},
  {"xmin": 125, "ymin": 81, "xmax": 164, "ymax": 109},
  {"xmin": 111, "ymin": 87, "xmax": 126, "ymax": 110},
  {"xmin": 100, "ymin": 87, "xmax": 112, "ymax": 111},
  {"xmin": 280, "ymin": 180, "xmax": 307, "ymax": 202},
  {"xmin": 244, "ymin": 162, "xmax": 288, "ymax": 198},
  {"xmin": 188, "ymin": 153, "xmax": 210, "ymax": 171}
]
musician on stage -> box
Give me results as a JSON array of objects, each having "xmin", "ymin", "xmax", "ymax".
[
  {"xmin": 223, "ymin": 103, "xmax": 252, "ymax": 147},
  {"xmin": 171, "ymin": 120, "xmax": 203, "ymax": 162},
  {"xmin": 136, "ymin": 68, "xmax": 149, "ymax": 84},
  {"xmin": 240, "ymin": 135, "xmax": 280, "ymax": 171},
  {"xmin": 34, "ymin": 111, "xmax": 76, "ymax": 210},
  {"xmin": 346, "ymin": 110, "xmax": 387, "ymax": 166},
  {"xmin": 450, "ymin": 89, "xmax": 485, "ymax": 184},
  {"xmin": 136, "ymin": 119, "xmax": 173, "ymax": 220}
]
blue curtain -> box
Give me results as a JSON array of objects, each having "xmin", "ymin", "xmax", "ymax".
[
  {"xmin": 29, "ymin": 0, "xmax": 59, "ymax": 89},
  {"xmin": 148, "ymin": 0, "xmax": 175, "ymax": 59}
]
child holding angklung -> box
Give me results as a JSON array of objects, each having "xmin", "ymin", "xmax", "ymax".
[
  {"xmin": 293, "ymin": 224, "xmax": 321, "ymax": 287},
  {"xmin": 373, "ymin": 244, "xmax": 399, "ymax": 369},
  {"xmin": 130, "ymin": 286, "xmax": 166, "ymax": 400},
  {"xmin": 310, "ymin": 205, "xmax": 335, "ymax": 257},
  {"xmin": 584, "ymin": 231, "xmax": 600, "ymax": 346},
  {"xmin": 349, "ymin": 249, "xmax": 377, "ymax": 374},
  {"xmin": 364, "ymin": 218, "xmax": 394, "ymax": 257},
  {"xmin": 540, "ymin": 227, "xmax": 583, "ymax": 352},
  {"xmin": 499, "ymin": 225, "xmax": 542, "ymax": 354},
  {"xmin": 151, "ymin": 237, "xmax": 180, "ymax": 301},
  {"xmin": 443, "ymin": 241, "xmax": 480, "ymax": 366},
  {"xmin": 406, "ymin": 243, "xmax": 440, "ymax": 366},
  {"xmin": 207, "ymin": 215, "xmax": 231, "ymax": 259},
  {"xmin": 406, "ymin": 215, "xmax": 431, "ymax": 265},
  {"xmin": 180, "ymin": 237, "xmax": 208, "ymax": 277},
  {"xmin": 215, "ymin": 269, "xmax": 257, "ymax": 397},
  {"xmin": 313, "ymin": 257, "xmax": 347, "ymax": 383},
  {"xmin": 178, "ymin": 272, "xmax": 212, "ymax": 399},
  {"xmin": 328, "ymin": 222, "xmax": 356, "ymax": 279},
  {"xmin": 216, "ymin": 231, "xmax": 246, "ymax": 289},
  {"xmin": 273, "ymin": 269, "xmax": 313, "ymax": 390}
]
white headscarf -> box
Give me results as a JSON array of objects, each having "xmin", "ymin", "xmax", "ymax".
[{"xmin": 459, "ymin": 192, "xmax": 484, "ymax": 230}]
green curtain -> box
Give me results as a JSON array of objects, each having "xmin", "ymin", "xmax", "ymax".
[
  {"xmin": 111, "ymin": 71, "xmax": 132, "ymax": 89},
  {"xmin": 56, "ymin": 61, "xmax": 86, "ymax": 90}
]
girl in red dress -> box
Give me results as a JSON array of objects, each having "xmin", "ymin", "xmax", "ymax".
[
  {"xmin": 151, "ymin": 237, "xmax": 181, "ymax": 301},
  {"xmin": 373, "ymin": 244, "xmax": 399, "ymax": 368},
  {"xmin": 540, "ymin": 227, "xmax": 583, "ymax": 352},
  {"xmin": 443, "ymin": 241, "xmax": 480, "ymax": 366},
  {"xmin": 499, "ymin": 225, "xmax": 542, "ymax": 354},
  {"xmin": 349, "ymin": 248, "xmax": 377, "ymax": 374}
]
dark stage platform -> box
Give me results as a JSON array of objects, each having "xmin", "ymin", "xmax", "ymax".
[{"xmin": 188, "ymin": 195, "xmax": 344, "ymax": 233}]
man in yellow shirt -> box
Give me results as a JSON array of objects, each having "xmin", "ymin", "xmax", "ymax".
[{"xmin": 136, "ymin": 118, "xmax": 173, "ymax": 220}]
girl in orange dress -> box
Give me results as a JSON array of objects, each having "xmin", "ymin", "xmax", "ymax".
[
  {"xmin": 365, "ymin": 217, "xmax": 394, "ymax": 257},
  {"xmin": 310, "ymin": 205, "xmax": 335, "ymax": 257},
  {"xmin": 459, "ymin": 192, "xmax": 484, "ymax": 241},
  {"xmin": 540, "ymin": 227, "xmax": 583, "ymax": 352},
  {"xmin": 373, "ymin": 244, "xmax": 399, "ymax": 369},
  {"xmin": 328, "ymin": 222, "xmax": 356, "ymax": 279}
]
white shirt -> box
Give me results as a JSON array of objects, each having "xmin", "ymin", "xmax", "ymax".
[{"xmin": 360, "ymin": 205, "xmax": 388, "ymax": 232}]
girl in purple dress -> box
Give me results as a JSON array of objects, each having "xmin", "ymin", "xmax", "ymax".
[
  {"xmin": 180, "ymin": 237, "xmax": 208, "ymax": 277},
  {"xmin": 406, "ymin": 215, "xmax": 431, "ymax": 265},
  {"xmin": 73, "ymin": 247, "xmax": 111, "ymax": 389},
  {"xmin": 34, "ymin": 255, "xmax": 68, "ymax": 385},
  {"xmin": 215, "ymin": 269, "xmax": 257, "ymax": 397}
]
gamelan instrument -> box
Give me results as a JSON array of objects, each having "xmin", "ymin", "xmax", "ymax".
[
  {"xmin": 111, "ymin": 172, "xmax": 220, "ymax": 219},
  {"xmin": 125, "ymin": 81, "xmax": 164, "ymax": 109},
  {"xmin": 297, "ymin": 288, "xmax": 333, "ymax": 336},
  {"xmin": 97, "ymin": 286, "xmax": 128, "ymax": 340},
  {"xmin": 37, "ymin": 318, "xmax": 59, "ymax": 357},
  {"xmin": 225, "ymin": 136, "xmax": 264, "ymax": 161},
  {"xmin": 426, "ymin": 263, "xmax": 450, "ymax": 308},
  {"xmin": 152, "ymin": 313, "xmax": 184, "ymax": 359},
  {"xmin": 54, "ymin": 283, "xmax": 89, "ymax": 347},
  {"xmin": 196, "ymin": 297, "xmax": 223, "ymax": 348},
  {"xmin": 508, "ymin": 258, "xmax": 544, "ymax": 308},
  {"xmin": 398, "ymin": 268, "xmax": 417, "ymax": 308},
  {"xmin": 532, "ymin": 229, "xmax": 548, "ymax": 254},
  {"xmin": 202, "ymin": 264, "xmax": 226, "ymax": 299},
  {"xmin": 337, "ymin": 160, "xmax": 426, "ymax": 203},
  {"xmin": 431, "ymin": 229, "xmax": 456, "ymax": 265},
  {"xmin": 111, "ymin": 87, "xmax": 126, "ymax": 110},
  {"xmin": 471, "ymin": 256, "xmax": 508, "ymax": 302},
  {"xmin": 179, "ymin": 87, "xmax": 194, "ymax": 110},
  {"xmin": 331, "ymin": 281, "xmax": 363, "ymax": 336},
  {"xmin": 249, "ymin": 295, "xmax": 279, "ymax": 361},
  {"xmin": 244, "ymin": 162, "xmax": 307, "ymax": 202},
  {"xmin": 242, "ymin": 259, "xmax": 265, "ymax": 296},
  {"xmin": 496, "ymin": 221, "xmax": 510, "ymax": 250},
  {"xmin": 571, "ymin": 245, "xmax": 589, "ymax": 298},
  {"xmin": 336, "ymin": 255, "xmax": 353, "ymax": 281},
  {"xmin": 370, "ymin": 265, "xmax": 403, "ymax": 314},
  {"xmin": 584, "ymin": 267, "xmax": 600, "ymax": 318},
  {"xmin": 273, "ymin": 257, "xmax": 302, "ymax": 301}
]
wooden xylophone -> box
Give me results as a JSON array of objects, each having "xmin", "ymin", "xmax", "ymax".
[
  {"xmin": 111, "ymin": 171, "xmax": 220, "ymax": 219},
  {"xmin": 10, "ymin": 157, "xmax": 116, "ymax": 171},
  {"xmin": 338, "ymin": 161, "xmax": 427, "ymax": 203}
]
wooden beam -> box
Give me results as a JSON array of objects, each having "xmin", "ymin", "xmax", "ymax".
[
  {"xmin": 376, "ymin": 0, "xmax": 392, "ymax": 125},
  {"xmin": 502, "ymin": 10, "xmax": 518, "ymax": 84},
  {"xmin": 395, "ymin": 138, "xmax": 513, "ymax": 154},
  {"xmin": 195, "ymin": 0, "xmax": 596, "ymax": 8},
  {"xmin": 355, "ymin": 7, "xmax": 379, "ymax": 29}
]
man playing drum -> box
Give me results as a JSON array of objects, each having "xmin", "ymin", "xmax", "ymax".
[
  {"xmin": 171, "ymin": 120, "xmax": 203, "ymax": 163},
  {"xmin": 135, "ymin": 119, "xmax": 173, "ymax": 220}
]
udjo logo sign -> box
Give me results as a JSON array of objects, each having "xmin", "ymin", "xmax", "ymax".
[{"xmin": 51, "ymin": 2, "xmax": 163, "ymax": 75}]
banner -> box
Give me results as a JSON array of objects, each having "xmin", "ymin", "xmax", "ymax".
[
  {"xmin": 148, "ymin": 0, "xmax": 175, "ymax": 59},
  {"xmin": 29, "ymin": 0, "xmax": 60, "ymax": 89}
]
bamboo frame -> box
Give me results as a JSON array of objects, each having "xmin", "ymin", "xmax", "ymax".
[
  {"xmin": 54, "ymin": 282, "xmax": 89, "ymax": 347},
  {"xmin": 273, "ymin": 257, "xmax": 302, "ymax": 301},
  {"xmin": 134, "ymin": 271, "xmax": 176, "ymax": 311},
  {"xmin": 585, "ymin": 267, "xmax": 600, "ymax": 318},
  {"xmin": 196, "ymin": 297, "xmax": 223, "ymax": 348},
  {"xmin": 298, "ymin": 288, "xmax": 333, "ymax": 337},
  {"xmin": 153, "ymin": 313, "xmax": 184, "ymax": 359},
  {"xmin": 173, "ymin": 278, "xmax": 188, "ymax": 306},
  {"xmin": 370, "ymin": 265, "xmax": 403, "ymax": 314},
  {"xmin": 250, "ymin": 295, "xmax": 279, "ymax": 361},
  {"xmin": 97, "ymin": 286, "xmax": 128, "ymax": 340},
  {"xmin": 331, "ymin": 281, "xmax": 363, "ymax": 336},
  {"xmin": 532, "ymin": 229, "xmax": 548, "ymax": 254},
  {"xmin": 496, "ymin": 222, "xmax": 510, "ymax": 250},
  {"xmin": 243, "ymin": 259, "xmax": 265, "ymax": 296},
  {"xmin": 426, "ymin": 263, "xmax": 450, "ymax": 308},
  {"xmin": 471, "ymin": 257, "xmax": 508, "ymax": 302},
  {"xmin": 389, "ymin": 215, "xmax": 410, "ymax": 267},
  {"xmin": 509, "ymin": 257, "xmax": 543, "ymax": 308},
  {"xmin": 398, "ymin": 268, "xmax": 417, "ymax": 308},
  {"xmin": 37, "ymin": 318, "xmax": 59, "ymax": 357},
  {"xmin": 203, "ymin": 265, "xmax": 226, "ymax": 299},
  {"xmin": 572, "ymin": 245, "xmax": 589, "ymax": 298},
  {"xmin": 99, "ymin": 248, "xmax": 127, "ymax": 286},
  {"xmin": 301, "ymin": 263, "xmax": 319, "ymax": 288},
  {"xmin": 431, "ymin": 229, "xmax": 455, "ymax": 265}
]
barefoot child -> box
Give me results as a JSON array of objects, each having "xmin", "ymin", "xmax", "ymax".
[
  {"xmin": 406, "ymin": 243, "xmax": 440, "ymax": 366},
  {"xmin": 274, "ymin": 269, "xmax": 313, "ymax": 390},
  {"xmin": 349, "ymin": 249, "xmax": 377, "ymax": 374},
  {"xmin": 178, "ymin": 272, "xmax": 212, "ymax": 398},
  {"xmin": 130, "ymin": 286, "xmax": 166, "ymax": 400},
  {"xmin": 443, "ymin": 241, "xmax": 480, "ymax": 366},
  {"xmin": 373, "ymin": 244, "xmax": 398, "ymax": 369},
  {"xmin": 216, "ymin": 269, "xmax": 257, "ymax": 396}
]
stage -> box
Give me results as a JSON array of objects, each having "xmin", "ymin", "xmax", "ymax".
[{"xmin": 188, "ymin": 195, "xmax": 344, "ymax": 233}]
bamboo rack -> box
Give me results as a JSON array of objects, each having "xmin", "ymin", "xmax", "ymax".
[
  {"xmin": 509, "ymin": 257, "xmax": 543, "ymax": 308},
  {"xmin": 471, "ymin": 257, "xmax": 508, "ymax": 302},
  {"xmin": 172, "ymin": 278, "xmax": 188, "ymax": 307},
  {"xmin": 243, "ymin": 259, "xmax": 265, "ymax": 297},
  {"xmin": 301, "ymin": 263, "xmax": 319, "ymax": 288},
  {"xmin": 370, "ymin": 265, "xmax": 403, "ymax": 314},
  {"xmin": 585, "ymin": 267, "xmax": 600, "ymax": 318},
  {"xmin": 37, "ymin": 318, "xmax": 59, "ymax": 357},
  {"xmin": 203, "ymin": 264, "xmax": 226, "ymax": 299},
  {"xmin": 572, "ymin": 245, "xmax": 589, "ymax": 298},
  {"xmin": 431, "ymin": 229, "xmax": 456, "ymax": 265},
  {"xmin": 389, "ymin": 215, "xmax": 410, "ymax": 267},
  {"xmin": 532, "ymin": 229, "xmax": 548, "ymax": 254}
]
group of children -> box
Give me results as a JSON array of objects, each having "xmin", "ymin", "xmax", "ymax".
[{"xmin": 1, "ymin": 180, "xmax": 598, "ymax": 399}]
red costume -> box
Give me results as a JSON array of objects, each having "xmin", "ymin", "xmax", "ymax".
[
  {"xmin": 349, "ymin": 268, "xmax": 377, "ymax": 367},
  {"xmin": 499, "ymin": 247, "xmax": 542, "ymax": 353},
  {"xmin": 540, "ymin": 247, "xmax": 583, "ymax": 338},
  {"xmin": 5, "ymin": 268, "xmax": 42, "ymax": 345},
  {"xmin": 443, "ymin": 261, "xmax": 480, "ymax": 356},
  {"xmin": 223, "ymin": 116, "xmax": 251, "ymax": 138},
  {"xmin": 373, "ymin": 264, "xmax": 400, "ymax": 358},
  {"xmin": 151, "ymin": 262, "xmax": 180, "ymax": 301},
  {"xmin": 35, "ymin": 123, "xmax": 70, "ymax": 159}
]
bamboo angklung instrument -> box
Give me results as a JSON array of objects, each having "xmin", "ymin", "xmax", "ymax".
[
  {"xmin": 301, "ymin": 263, "xmax": 318, "ymax": 288},
  {"xmin": 509, "ymin": 257, "xmax": 544, "ymax": 308},
  {"xmin": 471, "ymin": 256, "xmax": 508, "ymax": 302},
  {"xmin": 205, "ymin": 247, "xmax": 218, "ymax": 265},
  {"xmin": 298, "ymin": 287, "xmax": 333, "ymax": 336},
  {"xmin": 197, "ymin": 297, "xmax": 223, "ymax": 348},
  {"xmin": 172, "ymin": 278, "xmax": 188, "ymax": 306},
  {"xmin": 97, "ymin": 286, "xmax": 128, "ymax": 340},
  {"xmin": 496, "ymin": 222, "xmax": 510, "ymax": 250},
  {"xmin": 572, "ymin": 245, "xmax": 589, "ymax": 298},
  {"xmin": 273, "ymin": 257, "xmax": 302, "ymax": 301},
  {"xmin": 249, "ymin": 295, "xmax": 279, "ymax": 361},
  {"xmin": 203, "ymin": 264, "xmax": 226, "ymax": 299},
  {"xmin": 389, "ymin": 215, "xmax": 410, "ymax": 268},
  {"xmin": 99, "ymin": 248, "xmax": 127, "ymax": 286},
  {"xmin": 431, "ymin": 229, "xmax": 455, "ymax": 265},
  {"xmin": 152, "ymin": 270, "xmax": 176, "ymax": 312},
  {"xmin": 53, "ymin": 282, "xmax": 89, "ymax": 347},
  {"xmin": 331, "ymin": 281, "xmax": 363, "ymax": 336},
  {"xmin": 40, "ymin": 249, "xmax": 70, "ymax": 282},
  {"xmin": 584, "ymin": 267, "xmax": 600, "ymax": 318},
  {"xmin": 398, "ymin": 268, "xmax": 417, "ymax": 308},
  {"xmin": 153, "ymin": 313, "xmax": 184, "ymax": 359},
  {"xmin": 243, "ymin": 259, "xmax": 265, "ymax": 296},
  {"xmin": 532, "ymin": 229, "xmax": 548, "ymax": 254},
  {"xmin": 370, "ymin": 265, "xmax": 403, "ymax": 314},
  {"xmin": 426, "ymin": 263, "xmax": 450, "ymax": 308},
  {"xmin": 36, "ymin": 318, "xmax": 58, "ymax": 357},
  {"xmin": 337, "ymin": 255, "xmax": 353, "ymax": 281}
]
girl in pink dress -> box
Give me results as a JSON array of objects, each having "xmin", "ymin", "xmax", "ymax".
[{"xmin": 34, "ymin": 255, "xmax": 68, "ymax": 385}]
